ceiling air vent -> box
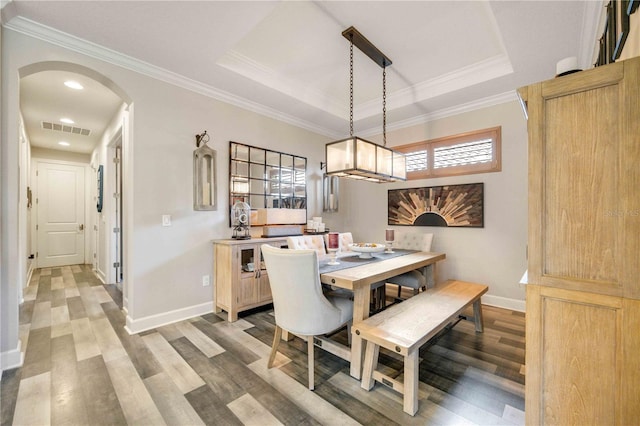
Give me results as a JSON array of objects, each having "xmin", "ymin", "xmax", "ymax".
[{"xmin": 41, "ymin": 121, "xmax": 91, "ymax": 136}]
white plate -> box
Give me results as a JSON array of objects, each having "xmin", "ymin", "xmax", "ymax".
[{"xmin": 349, "ymin": 243, "xmax": 385, "ymax": 258}]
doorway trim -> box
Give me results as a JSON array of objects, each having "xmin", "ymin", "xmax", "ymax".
[{"xmin": 31, "ymin": 158, "xmax": 91, "ymax": 269}]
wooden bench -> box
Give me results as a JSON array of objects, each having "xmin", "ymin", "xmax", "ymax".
[{"xmin": 352, "ymin": 279, "xmax": 488, "ymax": 416}]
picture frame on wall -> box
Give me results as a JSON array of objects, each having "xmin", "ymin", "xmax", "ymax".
[
  {"xmin": 388, "ymin": 183, "xmax": 484, "ymax": 228},
  {"xmin": 97, "ymin": 165, "xmax": 104, "ymax": 213},
  {"xmin": 613, "ymin": 0, "xmax": 630, "ymax": 60},
  {"xmin": 598, "ymin": 0, "xmax": 638, "ymax": 65}
]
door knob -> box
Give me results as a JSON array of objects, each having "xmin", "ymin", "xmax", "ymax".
[{"xmin": 79, "ymin": 224, "xmax": 84, "ymax": 231}]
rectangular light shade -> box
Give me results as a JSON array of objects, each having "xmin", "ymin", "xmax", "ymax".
[
  {"xmin": 251, "ymin": 208, "xmax": 307, "ymax": 225},
  {"xmin": 325, "ymin": 137, "xmax": 406, "ymax": 182}
]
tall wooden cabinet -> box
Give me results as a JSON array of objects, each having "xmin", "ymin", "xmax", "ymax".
[
  {"xmin": 213, "ymin": 238, "xmax": 287, "ymax": 322},
  {"xmin": 519, "ymin": 56, "xmax": 639, "ymax": 425}
]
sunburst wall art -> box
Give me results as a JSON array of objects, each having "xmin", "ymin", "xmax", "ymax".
[{"xmin": 388, "ymin": 183, "xmax": 484, "ymax": 228}]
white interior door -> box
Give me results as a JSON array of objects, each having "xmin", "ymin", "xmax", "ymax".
[{"xmin": 37, "ymin": 161, "xmax": 85, "ymax": 267}]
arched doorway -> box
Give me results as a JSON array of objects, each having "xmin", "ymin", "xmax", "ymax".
[{"xmin": 17, "ymin": 61, "xmax": 132, "ymax": 315}]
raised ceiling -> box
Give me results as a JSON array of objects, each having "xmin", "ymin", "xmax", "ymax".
[{"xmin": 3, "ymin": 1, "xmax": 602, "ymax": 153}]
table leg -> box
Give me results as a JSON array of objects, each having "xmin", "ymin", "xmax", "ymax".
[
  {"xmin": 350, "ymin": 286, "xmax": 371, "ymax": 379},
  {"xmin": 425, "ymin": 263, "xmax": 436, "ymax": 288}
]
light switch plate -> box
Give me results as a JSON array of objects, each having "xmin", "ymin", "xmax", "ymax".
[{"xmin": 162, "ymin": 215, "xmax": 171, "ymax": 227}]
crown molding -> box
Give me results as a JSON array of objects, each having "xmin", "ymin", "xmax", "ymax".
[
  {"xmin": 5, "ymin": 16, "xmax": 522, "ymax": 141},
  {"xmin": 358, "ymin": 91, "xmax": 518, "ymax": 137},
  {"xmin": 356, "ymin": 54, "xmax": 514, "ymax": 120},
  {"xmin": 3, "ymin": 16, "xmax": 338, "ymax": 138},
  {"xmin": 0, "ymin": 0, "xmax": 17, "ymax": 24}
]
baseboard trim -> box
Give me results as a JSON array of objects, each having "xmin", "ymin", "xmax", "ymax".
[
  {"xmin": 26, "ymin": 263, "xmax": 34, "ymax": 286},
  {"xmin": 95, "ymin": 268, "xmax": 106, "ymax": 284},
  {"xmin": 1, "ymin": 341, "xmax": 24, "ymax": 373},
  {"xmin": 124, "ymin": 301, "xmax": 214, "ymax": 335},
  {"xmin": 482, "ymin": 294, "xmax": 525, "ymax": 312}
]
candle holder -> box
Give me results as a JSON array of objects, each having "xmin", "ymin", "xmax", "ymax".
[
  {"xmin": 385, "ymin": 229, "xmax": 395, "ymax": 253},
  {"xmin": 327, "ymin": 248, "xmax": 340, "ymax": 265},
  {"xmin": 327, "ymin": 232, "xmax": 340, "ymax": 265}
]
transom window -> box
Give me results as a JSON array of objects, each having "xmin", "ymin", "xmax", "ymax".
[{"xmin": 395, "ymin": 126, "xmax": 501, "ymax": 179}]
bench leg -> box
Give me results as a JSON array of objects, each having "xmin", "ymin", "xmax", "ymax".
[
  {"xmin": 473, "ymin": 299, "xmax": 484, "ymax": 332},
  {"xmin": 403, "ymin": 350, "xmax": 419, "ymax": 416},
  {"xmin": 361, "ymin": 341, "xmax": 379, "ymax": 391}
]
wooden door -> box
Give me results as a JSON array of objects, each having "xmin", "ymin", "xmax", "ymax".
[
  {"xmin": 526, "ymin": 60, "xmax": 638, "ymax": 297},
  {"xmin": 37, "ymin": 161, "xmax": 86, "ymax": 267},
  {"xmin": 521, "ymin": 57, "xmax": 640, "ymax": 425}
]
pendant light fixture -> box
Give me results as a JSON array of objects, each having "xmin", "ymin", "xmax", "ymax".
[{"xmin": 325, "ymin": 26, "xmax": 406, "ymax": 183}]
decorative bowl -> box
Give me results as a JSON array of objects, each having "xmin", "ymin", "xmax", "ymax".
[{"xmin": 348, "ymin": 243, "xmax": 385, "ymax": 259}]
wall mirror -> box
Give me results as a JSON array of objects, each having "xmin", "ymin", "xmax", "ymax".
[{"xmin": 229, "ymin": 141, "xmax": 307, "ymax": 225}]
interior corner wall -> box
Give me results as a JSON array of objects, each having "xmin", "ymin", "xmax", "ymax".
[
  {"xmin": 1, "ymin": 24, "xmax": 24, "ymax": 372},
  {"xmin": 339, "ymin": 101, "xmax": 528, "ymax": 310},
  {"xmin": 1, "ymin": 20, "xmax": 6, "ymax": 372},
  {"xmin": 2, "ymin": 28, "xmax": 330, "ymax": 336}
]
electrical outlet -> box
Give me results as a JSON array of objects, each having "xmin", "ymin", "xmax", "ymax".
[{"xmin": 202, "ymin": 275, "xmax": 210, "ymax": 287}]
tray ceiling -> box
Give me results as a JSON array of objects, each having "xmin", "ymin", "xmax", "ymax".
[{"xmin": 3, "ymin": 1, "xmax": 602, "ymax": 153}]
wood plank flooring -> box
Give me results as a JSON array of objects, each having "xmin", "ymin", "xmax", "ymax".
[{"xmin": 1, "ymin": 266, "xmax": 525, "ymax": 425}]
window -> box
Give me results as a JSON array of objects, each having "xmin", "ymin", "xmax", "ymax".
[{"xmin": 395, "ymin": 126, "xmax": 501, "ymax": 179}]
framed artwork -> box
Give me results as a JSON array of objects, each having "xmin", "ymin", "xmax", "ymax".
[
  {"xmin": 388, "ymin": 183, "xmax": 484, "ymax": 228},
  {"xmin": 613, "ymin": 0, "xmax": 630, "ymax": 60},
  {"xmin": 597, "ymin": 0, "xmax": 638, "ymax": 66},
  {"xmin": 97, "ymin": 165, "xmax": 104, "ymax": 213}
]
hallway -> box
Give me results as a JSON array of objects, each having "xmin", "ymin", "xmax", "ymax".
[{"xmin": 1, "ymin": 265, "xmax": 525, "ymax": 425}]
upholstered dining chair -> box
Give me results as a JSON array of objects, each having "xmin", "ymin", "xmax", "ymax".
[
  {"xmin": 381, "ymin": 232, "xmax": 435, "ymax": 300},
  {"xmin": 286, "ymin": 235, "xmax": 326, "ymax": 256},
  {"xmin": 261, "ymin": 244, "xmax": 353, "ymax": 390}
]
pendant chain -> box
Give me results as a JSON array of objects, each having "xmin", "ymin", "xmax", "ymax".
[
  {"xmin": 383, "ymin": 65, "xmax": 387, "ymax": 147},
  {"xmin": 349, "ymin": 37, "xmax": 354, "ymax": 138}
]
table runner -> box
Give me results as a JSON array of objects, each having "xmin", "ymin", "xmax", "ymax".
[{"xmin": 318, "ymin": 249, "xmax": 416, "ymax": 274}]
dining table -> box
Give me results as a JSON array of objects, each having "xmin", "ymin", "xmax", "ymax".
[{"xmin": 318, "ymin": 250, "xmax": 446, "ymax": 379}]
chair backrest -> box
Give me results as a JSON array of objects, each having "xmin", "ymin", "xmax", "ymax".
[
  {"xmin": 286, "ymin": 235, "xmax": 326, "ymax": 256},
  {"xmin": 261, "ymin": 244, "xmax": 342, "ymax": 335},
  {"xmin": 395, "ymin": 231, "xmax": 434, "ymax": 252},
  {"xmin": 323, "ymin": 232, "xmax": 354, "ymax": 253}
]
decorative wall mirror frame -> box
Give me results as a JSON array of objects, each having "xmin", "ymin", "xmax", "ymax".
[{"xmin": 229, "ymin": 141, "xmax": 307, "ymax": 226}]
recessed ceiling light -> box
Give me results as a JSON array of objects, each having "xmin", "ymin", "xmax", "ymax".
[
  {"xmin": 64, "ymin": 80, "xmax": 83, "ymax": 90},
  {"xmin": 60, "ymin": 118, "xmax": 74, "ymax": 124},
  {"xmin": 58, "ymin": 141, "xmax": 70, "ymax": 147}
]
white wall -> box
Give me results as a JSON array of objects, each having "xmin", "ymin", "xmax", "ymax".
[
  {"xmin": 1, "ymin": 28, "xmax": 330, "ymax": 341},
  {"xmin": 1, "ymin": 23, "xmax": 25, "ymax": 372},
  {"xmin": 336, "ymin": 101, "xmax": 528, "ymax": 309},
  {"xmin": 90, "ymin": 103, "xmax": 127, "ymax": 285}
]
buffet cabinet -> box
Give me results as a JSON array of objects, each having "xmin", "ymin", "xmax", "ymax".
[
  {"xmin": 518, "ymin": 56, "xmax": 639, "ymax": 425},
  {"xmin": 213, "ymin": 238, "xmax": 287, "ymax": 322}
]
